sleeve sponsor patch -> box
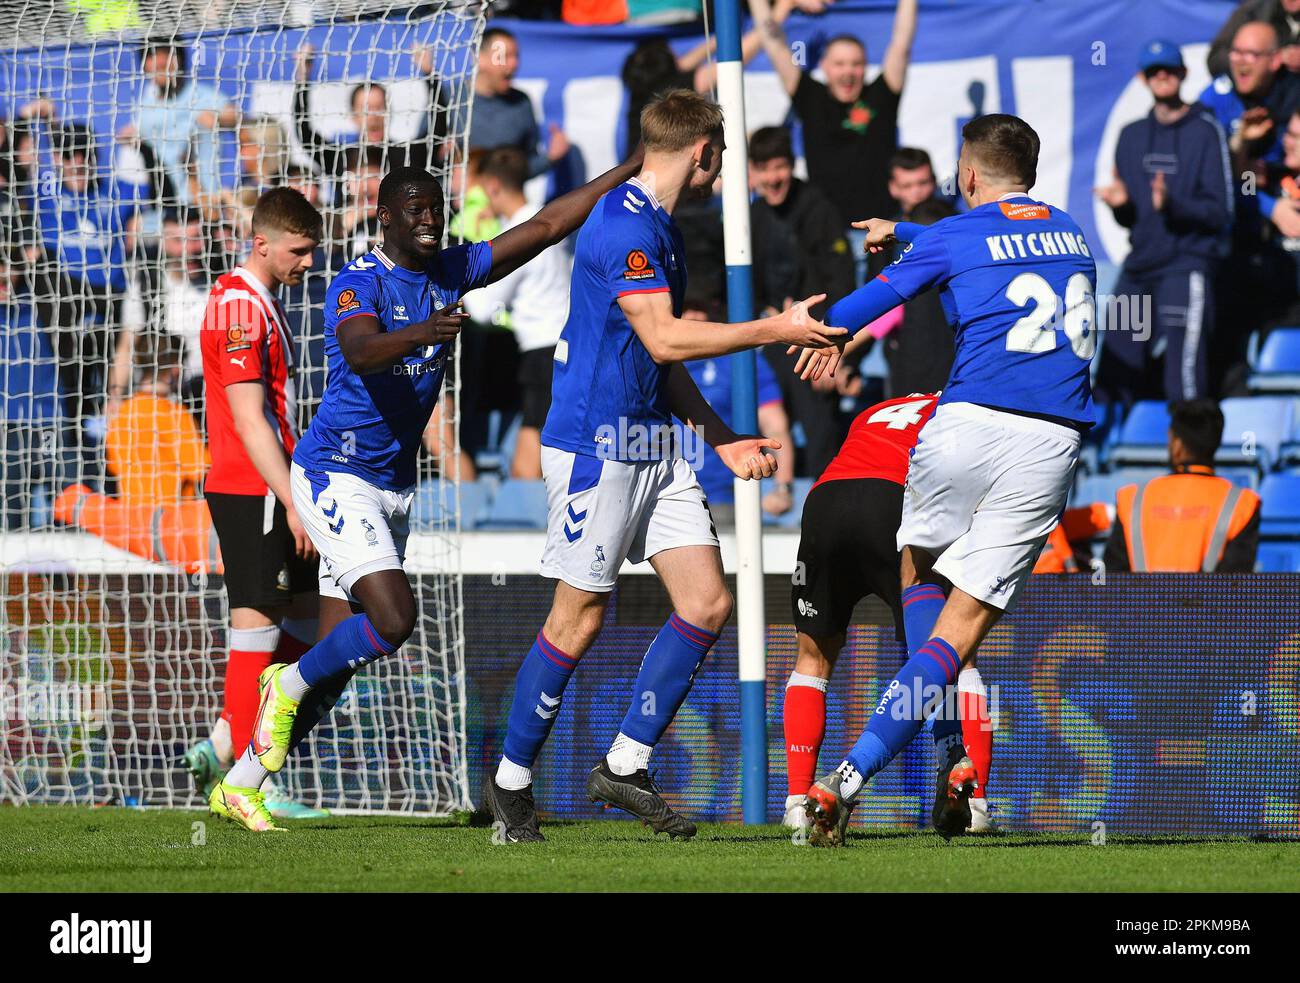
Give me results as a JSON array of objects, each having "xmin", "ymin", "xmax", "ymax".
[
  {"xmin": 622, "ymin": 249, "xmax": 657, "ymax": 281},
  {"xmin": 335, "ymin": 287, "xmax": 361, "ymax": 315},
  {"xmin": 224, "ymin": 323, "xmax": 252, "ymax": 353}
]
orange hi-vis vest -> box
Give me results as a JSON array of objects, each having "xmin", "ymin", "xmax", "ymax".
[
  {"xmin": 1033, "ymin": 503, "xmax": 1114, "ymax": 573},
  {"xmin": 1115, "ymin": 466, "xmax": 1260, "ymax": 572}
]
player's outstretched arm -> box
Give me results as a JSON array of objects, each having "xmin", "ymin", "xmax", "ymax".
[
  {"xmin": 485, "ymin": 147, "xmax": 647, "ymax": 284},
  {"xmin": 336, "ymin": 303, "xmax": 465, "ymax": 375},
  {"xmin": 665, "ymin": 364, "xmax": 780, "ymax": 480},
  {"xmin": 789, "ymin": 276, "xmax": 908, "ymax": 381},
  {"xmin": 621, "ymin": 290, "xmax": 846, "ymax": 363}
]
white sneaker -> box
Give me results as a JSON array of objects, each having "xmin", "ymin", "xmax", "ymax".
[
  {"xmin": 782, "ymin": 794, "xmax": 810, "ymax": 829},
  {"xmin": 967, "ymin": 797, "xmax": 996, "ymax": 833}
]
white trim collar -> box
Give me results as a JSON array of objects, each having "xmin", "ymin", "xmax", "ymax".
[{"xmin": 627, "ymin": 176, "xmax": 662, "ymax": 211}]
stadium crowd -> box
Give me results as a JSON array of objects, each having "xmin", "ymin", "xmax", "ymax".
[{"xmin": 0, "ymin": 0, "xmax": 1295, "ymax": 573}]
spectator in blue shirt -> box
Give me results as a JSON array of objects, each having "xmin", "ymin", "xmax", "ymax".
[
  {"xmin": 28, "ymin": 115, "xmax": 148, "ymax": 420},
  {"xmin": 469, "ymin": 27, "xmax": 569, "ymax": 180},
  {"xmin": 117, "ymin": 40, "xmax": 236, "ymax": 217}
]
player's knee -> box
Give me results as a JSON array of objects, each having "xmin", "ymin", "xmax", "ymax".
[
  {"xmin": 369, "ymin": 601, "xmax": 417, "ymax": 648},
  {"xmin": 679, "ymin": 587, "xmax": 732, "ymax": 635}
]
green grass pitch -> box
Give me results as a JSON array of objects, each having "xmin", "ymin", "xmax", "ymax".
[{"xmin": 2, "ymin": 806, "xmax": 1298, "ymax": 892}]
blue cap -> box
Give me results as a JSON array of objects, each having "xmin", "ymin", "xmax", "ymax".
[{"xmin": 1139, "ymin": 40, "xmax": 1185, "ymax": 72}]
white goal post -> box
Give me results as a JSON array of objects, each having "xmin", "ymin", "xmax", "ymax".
[{"xmin": 0, "ymin": 0, "xmax": 490, "ymax": 813}]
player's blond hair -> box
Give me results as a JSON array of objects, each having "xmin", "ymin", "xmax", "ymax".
[{"xmin": 640, "ymin": 89, "xmax": 724, "ymax": 153}]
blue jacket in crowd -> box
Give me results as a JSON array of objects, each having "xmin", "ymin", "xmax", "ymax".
[{"xmin": 1111, "ymin": 101, "xmax": 1233, "ymax": 276}]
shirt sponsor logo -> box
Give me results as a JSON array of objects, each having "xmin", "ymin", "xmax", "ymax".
[
  {"xmin": 997, "ymin": 202, "xmax": 1051, "ymax": 221},
  {"xmin": 335, "ymin": 288, "xmax": 361, "ymax": 315},
  {"xmin": 622, "ymin": 249, "xmax": 656, "ymax": 281}
]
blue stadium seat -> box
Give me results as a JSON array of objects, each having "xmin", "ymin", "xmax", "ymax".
[
  {"xmin": 1248, "ymin": 328, "xmax": 1300, "ymax": 394},
  {"xmin": 1105, "ymin": 401, "xmax": 1170, "ymax": 467},
  {"xmin": 477, "ymin": 480, "xmax": 548, "ymax": 530},
  {"xmin": 1256, "ymin": 541, "xmax": 1300, "ymax": 572},
  {"xmin": 1070, "ymin": 468, "xmax": 1164, "ymax": 509},
  {"xmin": 1258, "ymin": 473, "xmax": 1300, "ymax": 537},
  {"xmin": 410, "ymin": 480, "xmax": 491, "ymax": 531},
  {"xmin": 1217, "ymin": 396, "xmax": 1294, "ymax": 471}
]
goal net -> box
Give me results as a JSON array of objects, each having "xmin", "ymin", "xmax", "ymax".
[{"xmin": 0, "ymin": 0, "xmax": 489, "ymax": 813}]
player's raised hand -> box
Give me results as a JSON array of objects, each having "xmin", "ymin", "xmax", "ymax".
[
  {"xmin": 766, "ymin": 294, "xmax": 846, "ymax": 349},
  {"xmin": 850, "ymin": 217, "xmax": 898, "ymax": 253},
  {"xmin": 716, "ymin": 435, "xmax": 782, "ymax": 480},
  {"xmin": 791, "ymin": 342, "xmax": 844, "ymax": 383},
  {"xmin": 415, "ymin": 302, "xmax": 466, "ymax": 346}
]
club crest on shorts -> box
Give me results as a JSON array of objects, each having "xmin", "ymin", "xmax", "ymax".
[
  {"xmin": 590, "ymin": 545, "xmax": 606, "ymax": 575},
  {"xmin": 276, "ymin": 564, "xmax": 290, "ymax": 591},
  {"xmin": 360, "ymin": 517, "xmax": 378, "ymax": 545}
]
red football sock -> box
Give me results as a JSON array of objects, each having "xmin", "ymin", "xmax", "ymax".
[
  {"xmin": 784, "ymin": 672, "xmax": 829, "ymax": 796},
  {"xmin": 223, "ymin": 626, "xmax": 280, "ymax": 758},
  {"xmin": 959, "ymin": 666, "xmax": 992, "ymax": 799}
]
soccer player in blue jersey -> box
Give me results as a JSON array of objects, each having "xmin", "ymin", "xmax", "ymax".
[
  {"xmin": 207, "ymin": 156, "xmax": 654, "ymax": 831},
  {"xmin": 791, "ymin": 114, "xmax": 1099, "ymax": 845},
  {"xmin": 483, "ymin": 90, "xmax": 847, "ymax": 842}
]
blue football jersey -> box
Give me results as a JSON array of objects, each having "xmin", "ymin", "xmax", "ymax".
[
  {"xmin": 294, "ymin": 241, "xmax": 493, "ymax": 489},
  {"xmin": 685, "ymin": 354, "xmax": 781, "ymax": 504},
  {"xmin": 540, "ymin": 177, "xmax": 687, "ymax": 461},
  {"xmin": 873, "ymin": 195, "xmax": 1098, "ymax": 425}
]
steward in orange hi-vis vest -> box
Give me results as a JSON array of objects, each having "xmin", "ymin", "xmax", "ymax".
[
  {"xmin": 1108, "ymin": 465, "xmax": 1260, "ymax": 571},
  {"xmin": 1102, "ymin": 400, "xmax": 1261, "ymax": 573}
]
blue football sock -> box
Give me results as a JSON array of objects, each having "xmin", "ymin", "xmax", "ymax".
[
  {"xmin": 619, "ymin": 613, "xmax": 718, "ymax": 747},
  {"xmin": 502, "ymin": 632, "xmax": 580, "ymax": 768},
  {"xmin": 296, "ymin": 614, "xmax": 398, "ymax": 688},
  {"xmin": 843, "ymin": 637, "xmax": 962, "ymax": 789},
  {"xmin": 902, "ymin": 583, "xmax": 962, "ymax": 751},
  {"xmin": 901, "ymin": 583, "xmax": 946, "ymax": 656}
]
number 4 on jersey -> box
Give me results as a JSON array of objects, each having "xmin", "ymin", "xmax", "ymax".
[{"xmin": 867, "ymin": 398, "xmax": 935, "ymax": 429}]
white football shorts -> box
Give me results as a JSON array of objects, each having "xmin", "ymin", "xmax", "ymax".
[
  {"xmin": 539, "ymin": 446, "xmax": 719, "ymax": 592},
  {"xmin": 290, "ymin": 462, "xmax": 414, "ymax": 602},
  {"xmin": 897, "ymin": 401, "xmax": 1081, "ymax": 611}
]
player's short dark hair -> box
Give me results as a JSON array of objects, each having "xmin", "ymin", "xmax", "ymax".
[
  {"xmin": 961, "ymin": 113, "xmax": 1040, "ymax": 188},
  {"xmin": 890, "ymin": 147, "xmax": 933, "ymax": 175},
  {"xmin": 251, "ymin": 186, "xmax": 323, "ymax": 241},
  {"xmin": 478, "ymin": 146, "xmax": 528, "ymax": 194},
  {"xmin": 1169, "ymin": 400, "xmax": 1225, "ymax": 465},
  {"xmin": 749, "ymin": 126, "xmax": 793, "ymax": 165},
  {"xmin": 139, "ymin": 39, "xmax": 188, "ymax": 74},
  {"xmin": 378, "ymin": 166, "xmax": 442, "ymax": 211},
  {"xmin": 349, "ymin": 81, "xmax": 387, "ymax": 112},
  {"xmin": 641, "ymin": 89, "xmax": 724, "ymax": 153}
]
